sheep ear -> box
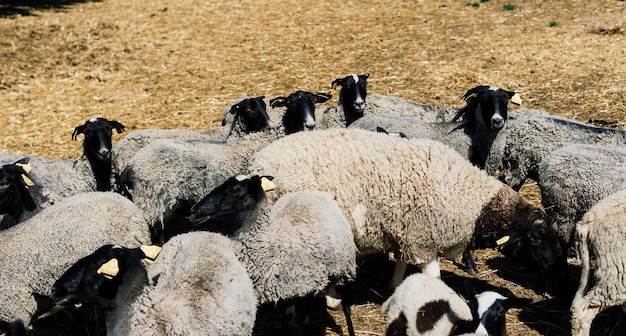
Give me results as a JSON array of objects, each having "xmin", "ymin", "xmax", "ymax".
[
  {"xmin": 140, "ymin": 245, "xmax": 162, "ymax": 263},
  {"xmin": 269, "ymin": 97, "xmax": 287, "ymax": 108},
  {"xmin": 314, "ymin": 92, "xmax": 332, "ymax": 104},
  {"xmin": 509, "ymin": 92, "xmax": 522, "ymax": 105},
  {"xmin": 97, "ymin": 258, "xmax": 119, "ymax": 279},
  {"xmin": 361, "ymin": 73, "xmax": 370, "ymax": 79},
  {"xmin": 331, "ymin": 78, "xmax": 345, "ymax": 90},
  {"xmin": 15, "ymin": 158, "xmax": 31, "ymax": 174},
  {"xmin": 72, "ymin": 125, "xmax": 86, "ymax": 141},
  {"xmin": 461, "ymin": 85, "xmax": 489, "ymax": 101},
  {"xmin": 229, "ymin": 103, "xmax": 241, "ymax": 115},
  {"xmin": 108, "ymin": 120, "xmax": 126, "ymax": 134}
]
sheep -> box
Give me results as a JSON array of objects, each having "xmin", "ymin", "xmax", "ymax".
[
  {"xmin": 113, "ymin": 96, "xmax": 275, "ymax": 171},
  {"xmin": 538, "ymin": 144, "xmax": 626, "ymax": 249},
  {"xmin": 350, "ymin": 85, "xmax": 521, "ymax": 175},
  {"xmin": 318, "ymin": 73, "xmax": 369, "ymax": 128},
  {"xmin": 102, "ymin": 232, "xmax": 257, "ymax": 336},
  {"xmin": 269, "ymin": 90, "xmax": 332, "ymax": 134},
  {"xmin": 0, "ymin": 158, "xmax": 36, "ymax": 230},
  {"xmin": 120, "ymin": 129, "xmax": 286, "ymax": 243},
  {"xmin": 498, "ymin": 109, "xmax": 626, "ymax": 191},
  {"xmin": 0, "ymin": 192, "xmax": 150, "ymax": 326},
  {"xmin": 364, "ymin": 93, "xmax": 459, "ymax": 121},
  {"xmin": 571, "ymin": 188, "xmax": 626, "ymax": 336},
  {"xmin": 380, "ymin": 273, "xmax": 473, "ymax": 336},
  {"xmin": 454, "ymin": 281, "xmax": 511, "ymax": 336},
  {"xmin": 247, "ymin": 128, "xmax": 545, "ymax": 287}
]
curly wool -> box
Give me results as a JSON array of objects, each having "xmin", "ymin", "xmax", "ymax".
[
  {"xmin": 231, "ymin": 191, "xmax": 357, "ymax": 304},
  {"xmin": 248, "ymin": 128, "xmax": 515, "ymax": 265},
  {"xmin": 0, "ymin": 192, "xmax": 150, "ymax": 324}
]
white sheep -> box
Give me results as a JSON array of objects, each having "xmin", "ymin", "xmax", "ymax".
[
  {"xmin": 248, "ymin": 128, "xmax": 543, "ymax": 287},
  {"xmin": 107, "ymin": 231, "xmax": 257, "ymax": 336},
  {"xmin": 0, "ymin": 192, "xmax": 150, "ymax": 325},
  {"xmin": 187, "ymin": 175, "xmax": 358, "ymax": 306},
  {"xmin": 499, "ymin": 109, "xmax": 626, "ymax": 190},
  {"xmin": 120, "ymin": 128, "xmax": 288, "ymax": 243},
  {"xmin": 538, "ymin": 144, "xmax": 626, "ymax": 248},
  {"xmin": 380, "ymin": 273, "xmax": 473, "ymax": 336},
  {"xmin": 571, "ymin": 188, "xmax": 626, "ymax": 336}
]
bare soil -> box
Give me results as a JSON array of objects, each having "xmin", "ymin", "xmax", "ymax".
[{"xmin": 1, "ymin": 0, "xmax": 625, "ymax": 335}]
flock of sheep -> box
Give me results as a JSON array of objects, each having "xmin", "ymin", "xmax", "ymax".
[{"xmin": 0, "ymin": 73, "xmax": 625, "ymax": 335}]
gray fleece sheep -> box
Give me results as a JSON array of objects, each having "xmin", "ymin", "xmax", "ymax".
[
  {"xmin": 120, "ymin": 129, "xmax": 285, "ymax": 241},
  {"xmin": 380, "ymin": 273, "xmax": 473, "ymax": 336},
  {"xmin": 499, "ymin": 109, "xmax": 626, "ymax": 190},
  {"xmin": 0, "ymin": 192, "xmax": 150, "ymax": 325},
  {"xmin": 187, "ymin": 175, "xmax": 357, "ymax": 306},
  {"xmin": 538, "ymin": 144, "xmax": 626, "ymax": 248},
  {"xmin": 113, "ymin": 96, "xmax": 276, "ymax": 171},
  {"xmin": 248, "ymin": 128, "xmax": 543, "ymax": 287},
  {"xmin": 107, "ymin": 231, "xmax": 257, "ymax": 336},
  {"xmin": 571, "ymin": 188, "xmax": 626, "ymax": 336}
]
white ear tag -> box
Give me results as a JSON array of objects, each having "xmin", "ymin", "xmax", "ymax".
[
  {"xmin": 21, "ymin": 175, "xmax": 35, "ymax": 188},
  {"xmin": 15, "ymin": 162, "xmax": 31, "ymax": 173},
  {"xmin": 261, "ymin": 177, "xmax": 276, "ymax": 192},
  {"xmin": 97, "ymin": 258, "xmax": 119, "ymax": 279},
  {"xmin": 140, "ymin": 245, "xmax": 162, "ymax": 262},
  {"xmin": 510, "ymin": 93, "xmax": 522, "ymax": 105},
  {"xmin": 496, "ymin": 235, "xmax": 510, "ymax": 246}
]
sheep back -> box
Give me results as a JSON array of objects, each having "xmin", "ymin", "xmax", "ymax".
[
  {"xmin": 232, "ymin": 190, "xmax": 357, "ymax": 304},
  {"xmin": 111, "ymin": 232, "xmax": 256, "ymax": 336},
  {"xmin": 0, "ymin": 192, "xmax": 150, "ymax": 324},
  {"xmin": 248, "ymin": 128, "xmax": 509, "ymax": 265},
  {"xmin": 366, "ymin": 93, "xmax": 458, "ymax": 121}
]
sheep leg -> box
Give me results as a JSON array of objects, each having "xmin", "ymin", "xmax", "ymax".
[{"xmin": 390, "ymin": 260, "xmax": 407, "ymax": 289}]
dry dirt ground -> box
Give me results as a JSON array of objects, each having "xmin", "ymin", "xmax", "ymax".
[{"xmin": 1, "ymin": 0, "xmax": 625, "ymax": 335}]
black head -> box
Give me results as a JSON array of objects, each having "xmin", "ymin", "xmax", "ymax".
[
  {"xmin": 453, "ymin": 85, "xmax": 520, "ymax": 131},
  {"xmin": 225, "ymin": 96, "xmax": 276, "ymax": 134},
  {"xmin": 271, "ymin": 91, "xmax": 332, "ymax": 134},
  {"xmin": 188, "ymin": 175, "xmax": 268, "ymax": 235},
  {"xmin": 0, "ymin": 320, "xmax": 27, "ymax": 336},
  {"xmin": 72, "ymin": 117, "xmax": 125, "ymax": 161},
  {"xmin": 461, "ymin": 281, "xmax": 509, "ymax": 336},
  {"xmin": 331, "ymin": 73, "xmax": 369, "ymax": 124},
  {"xmin": 0, "ymin": 158, "xmax": 36, "ymax": 228}
]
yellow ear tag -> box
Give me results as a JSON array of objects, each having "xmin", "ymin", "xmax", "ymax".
[
  {"xmin": 21, "ymin": 174, "xmax": 35, "ymax": 188},
  {"xmin": 261, "ymin": 177, "xmax": 276, "ymax": 192},
  {"xmin": 496, "ymin": 235, "xmax": 510, "ymax": 246},
  {"xmin": 510, "ymin": 93, "xmax": 522, "ymax": 106},
  {"xmin": 140, "ymin": 245, "xmax": 162, "ymax": 262},
  {"xmin": 15, "ymin": 162, "xmax": 32, "ymax": 174},
  {"xmin": 97, "ymin": 258, "xmax": 119, "ymax": 279}
]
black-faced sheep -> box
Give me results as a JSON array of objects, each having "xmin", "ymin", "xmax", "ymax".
[
  {"xmin": 247, "ymin": 128, "xmax": 546, "ymax": 288},
  {"xmin": 0, "ymin": 158, "xmax": 36, "ymax": 230},
  {"xmin": 104, "ymin": 232, "xmax": 257, "ymax": 336},
  {"xmin": 571, "ymin": 188, "xmax": 626, "ymax": 336},
  {"xmin": 113, "ymin": 96, "xmax": 275, "ymax": 171},
  {"xmin": 380, "ymin": 273, "xmax": 473, "ymax": 335},
  {"xmin": 187, "ymin": 174, "xmax": 357, "ymax": 333},
  {"xmin": 350, "ymin": 85, "xmax": 521, "ymax": 175},
  {"xmin": 318, "ymin": 73, "xmax": 369, "ymax": 128},
  {"xmin": 498, "ymin": 109, "xmax": 626, "ymax": 191},
  {"xmin": 0, "ymin": 192, "xmax": 150, "ymax": 326},
  {"xmin": 270, "ymin": 90, "xmax": 332, "ymax": 134}
]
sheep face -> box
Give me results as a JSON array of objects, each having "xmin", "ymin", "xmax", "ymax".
[
  {"xmin": 228, "ymin": 96, "xmax": 276, "ymax": 133},
  {"xmin": 0, "ymin": 158, "xmax": 36, "ymax": 229},
  {"xmin": 331, "ymin": 73, "xmax": 369, "ymax": 125},
  {"xmin": 271, "ymin": 91, "xmax": 332, "ymax": 134},
  {"xmin": 188, "ymin": 175, "xmax": 266, "ymax": 235},
  {"xmin": 72, "ymin": 117, "xmax": 126, "ymax": 162},
  {"xmin": 458, "ymin": 85, "xmax": 520, "ymax": 132},
  {"xmin": 473, "ymin": 291, "xmax": 508, "ymax": 336}
]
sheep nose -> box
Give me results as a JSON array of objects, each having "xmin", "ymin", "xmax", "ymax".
[
  {"xmin": 354, "ymin": 101, "xmax": 365, "ymax": 112},
  {"xmin": 304, "ymin": 113, "xmax": 316, "ymax": 130},
  {"xmin": 304, "ymin": 122, "xmax": 316, "ymax": 130},
  {"xmin": 491, "ymin": 114, "xmax": 504, "ymax": 130},
  {"xmin": 98, "ymin": 147, "xmax": 111, "ymax": 159}
]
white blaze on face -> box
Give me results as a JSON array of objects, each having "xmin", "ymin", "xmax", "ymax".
[
  {"xmin": 235, "ymin": 174, "xmax": 250, "ymax": 181},
  {"xmin": 351, "ymin": 74, "xmax": 365, "ymax": 109},
  {"xmin": 304, "ymin": 112, "xmax": 316, "ymax": 130},
  {"xmin": 476, "ymin": 291, "xmax": 506, "ymax": 318},
  {"xmin": 488, "ymin": 86, "xmax": 500, "ymax": 91}
]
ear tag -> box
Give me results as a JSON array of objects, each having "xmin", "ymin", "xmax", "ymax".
[
  {"xmin": 97, "ymin": 258, "xmax": 119, "ymax": 279},
  {"xmin": 21, "ymin": 175, "xmax": 35, "ymax": 188},
  {"xmin": 261, "ymin": 177, "xmax": 276, "ymax": 192},
  {"xmin": 510, "ymin": 93, "xmax": 522, "ymax": 105},
  {"xmin": 496, "ymin": 235, "xmax": 510, "ymax": 246},
  {"xmin": 15, "ymin": 162, "xmax": 32, "ymax": 174},
  {"xmin": 140, "ymin": 245, "xmax": 162, "ymax": 262}
]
